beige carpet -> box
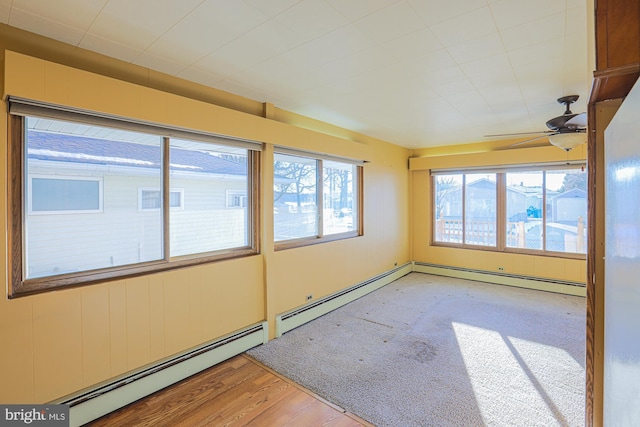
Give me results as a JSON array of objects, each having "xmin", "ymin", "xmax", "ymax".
[{"xmin": 248, "ymin": 273, "xmax": 585, "ymax": 427}]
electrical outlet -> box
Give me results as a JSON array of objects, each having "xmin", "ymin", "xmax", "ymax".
[
  {"xmin": 306, "ymin": 294, "xmax": 313, "ymax": 301},
  {"xmin": 498, "ymin": 266, "xmax": 505, "ymax": 271}
]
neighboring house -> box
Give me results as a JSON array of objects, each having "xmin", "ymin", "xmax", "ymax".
[
  {"xmin": 26, "ymin": 130, "xmax": 249, "ymax": 279},
  {"xmin": 437, "ymin": 178, "xmax": 496, "ymax": 221},
  {"xmin": 549, "ymin": 188, "xmax": 587, "ymax": 225}
]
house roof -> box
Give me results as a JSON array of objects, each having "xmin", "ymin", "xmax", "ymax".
[{"xmin": 27, "ymin": 130, "xmax": 247, "ymax": 176}]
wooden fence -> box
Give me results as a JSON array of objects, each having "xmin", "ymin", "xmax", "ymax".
[{"xmin": 436, "ymin": 217, "xmax": 585, "ymax": 253}]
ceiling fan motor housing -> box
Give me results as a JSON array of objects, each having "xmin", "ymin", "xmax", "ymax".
[{"xmin": 546, "ymin": 95, "xmax": 582, "ymax": 131}]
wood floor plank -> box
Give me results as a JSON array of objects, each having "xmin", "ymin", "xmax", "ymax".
[{"xmin": 87, "ymin": 354, "xmax": 372, "ymax": 427}]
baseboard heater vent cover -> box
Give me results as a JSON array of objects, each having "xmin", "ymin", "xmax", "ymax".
[
  {"xmin": 275, "ymin": 262, "xmax": 413, "ymax": 337},
  {"xmin": 413, "ymin": 262, "xmax": 586, "ymax": 296},
  {"xmin": 59, "ymin": 321, "xmax": 268, "ymax": 427}
]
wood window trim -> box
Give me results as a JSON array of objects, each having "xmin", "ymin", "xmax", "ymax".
[
  {"xmin": 8, "ymin": 115, "xmax": 261, "ymax": 298},
  {"xmin": 430, "ymin": 168, "xmax": 587, "ymax": 260},
  {"xmin": 8, "ymin": 115, "xmax": 25, "ymax": 297},
  {"xmin": 273, "ymin": 159, "xmax": 363, "ymax": 251}
]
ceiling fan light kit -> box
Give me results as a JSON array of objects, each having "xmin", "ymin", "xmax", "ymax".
[{"xmin": 548, "ymin": 132, "xmax": 586, "ymax": 151}]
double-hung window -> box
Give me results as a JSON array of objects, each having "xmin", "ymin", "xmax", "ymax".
[
  {"xmin": 273, "ymin": 150, "xmax": 363, "ymax": 248},
  {"xmin": 8, "ymin": 98, "xmax": 261, "ymax": 296},
  {"xmin": 433, "ymin": 165, "xmax": 587, "ymax": 257}
]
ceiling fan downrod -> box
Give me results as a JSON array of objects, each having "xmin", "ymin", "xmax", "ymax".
[{"xmin": 558, "ymin": 94, "xmax": 579, "ymax": 115}]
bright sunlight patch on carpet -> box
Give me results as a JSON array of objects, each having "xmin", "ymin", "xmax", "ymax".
[{"xmin": 453, "ymin": 321, "xmax": 585, "ymax": 426}]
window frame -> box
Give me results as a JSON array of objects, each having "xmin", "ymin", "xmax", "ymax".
[
  {"xmin": 273, "ymin": 150, "xmax": 364, "ymax": 251},
  {"xmin": 8, "ymin": 112, "xmax": 261, "ymax": 298},
  {"xmin": 431, "ymin": 165, "xmax": 587, "ymax": 260}
]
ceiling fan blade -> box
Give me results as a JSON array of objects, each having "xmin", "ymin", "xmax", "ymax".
[
  {"xmin": 510, "ymin": 133, "xmax": 556, "ymax": 147},
  {"xmin": 484, "ymin": 130, "xmax": 552, "ymax": 138},
  {"xmin": 565, "ymin": 112, "xmax": 587, "ymax": 128},
  {"xmin": 546, "ymin": 113, "xmax": 580, "ymax": 130}
]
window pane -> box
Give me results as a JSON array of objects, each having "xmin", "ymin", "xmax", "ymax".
[
  {"xmin": 545, "ymin": 168, "xmax": 587, "ymax": 254},
  {"xmin": 169, "ymin": 190, "xmax": 183, "ymax": 208},
  {"xmin": 141, "ymin": 189, "xmax": 162, "ymax": 210},
  {"xmin": 274, "ymin": 153, "xmax": 317, "ymax": 241},
  {"xmin": 434, "ymin": 174, "xmax": 463, "ymax": 243},
  {"xmin": 323, "ymin": 161, "xmax": 356, "ymax": 235},
  {"xmin": 25, "ymin": 117, "xmax": 163, "ymax": 279},
  {"xmin": 465, "ymin": 173, "xmax": 496, "ymax": 246},
  {"xmin": 169, "ymin": 139, "xmax": 249, "ymax": 257},
  {"xmin": 31, "ymin": 177, "xmax": 100, "ymax": 212},
  {"xmin": 506, "ymin": 171, "xmax": 543, "ymax": 250}
]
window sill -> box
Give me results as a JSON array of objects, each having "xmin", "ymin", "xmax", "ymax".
[
  {"xmin": 10, "ymin": 247, "xmax": 258, "ymax": 298},
  {"xmin": 274, "ymin": 231, "xmax": 361, "ymax": 251}
]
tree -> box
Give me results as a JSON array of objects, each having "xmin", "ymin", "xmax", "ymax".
[
  {"xmin": 324, "ymin": 166, "xmax": 352, "ymax": 213},
  {"xmin": 435, "ymin": 175, "xmax": 461, "ymax": 219},
  {"xmin": 559, "ymin": 170, "xmax": 587, "ymax": 192},
  {"xmin": 274, "ymin": 159, "xmax": 316, "ymax": 208}
]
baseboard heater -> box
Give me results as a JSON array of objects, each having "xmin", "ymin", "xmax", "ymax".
[
  {"xmin": 275, "ymin": 262, "xmax": 413, "ymax": 337},
  {"xmin": 57, "ymin": 321, "xmax": 268, "ymax": 427},
  {"xmin": 413, "ymin": 262, "xmax": 586, "ymax": 297}
]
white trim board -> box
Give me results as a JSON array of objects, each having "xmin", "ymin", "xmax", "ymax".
[{"xmin": 413, "ymin": 262, "xmax": 586, "ymax": 297}]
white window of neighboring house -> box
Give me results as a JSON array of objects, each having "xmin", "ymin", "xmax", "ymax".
[
  {"xmin": 29, "ymin": 175, "xmax": 103, "ymax": 214},
  {"xmin": 226, "ymin": 190, "xmax": 247, "ymax": 208},
  {"xmin": 139, "ymin": 188, "xmax": 184, "ymax": 211}
]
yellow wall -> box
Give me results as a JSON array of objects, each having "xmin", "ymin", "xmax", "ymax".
[
  {"xmin": 0, "ymin": 26, "xmax": 410, "ymax": 404},
  {"xmin": 410, "ymin": 145, "xmax": 588, "ymax": 283}
]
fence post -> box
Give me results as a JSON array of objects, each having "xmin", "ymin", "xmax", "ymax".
[
  {"xmin": 437, "ymin": 218, "xmax": 445, "ymax": 241},
  {"xmin": 518, "ymin": 221, "xmax": 525, "ymax": 247}
]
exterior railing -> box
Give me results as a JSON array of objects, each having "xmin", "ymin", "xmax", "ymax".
[
  {"xmin": 436, "ymin": 216, "xmax": 586, "ymax": 253},
  {"xmin": 435, "ymin": 219, "xmax": 495, "ymax": 246}
]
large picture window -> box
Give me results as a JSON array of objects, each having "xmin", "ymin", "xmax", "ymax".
[
  {"xmin": 433, "ymin": 166, "xmax": 587, "ymax": 257},
  {"xmin": 274, "ymin": 151, "xmax": 362, "ymax": 248},
  {"xmin": 8, "ymin": 100, "xmax": 260, "ymax": 296}
]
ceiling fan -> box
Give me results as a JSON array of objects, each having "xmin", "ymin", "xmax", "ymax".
[{"xmin": 485, "ymin": 95, "xmax": 587, "ymax": 151}]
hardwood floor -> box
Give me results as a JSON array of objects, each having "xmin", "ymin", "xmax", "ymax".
[{"xmin": 88, "ymin": 354, "xmax": 373, "ymax": 427}]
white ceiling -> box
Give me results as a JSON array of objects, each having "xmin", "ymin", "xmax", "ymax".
[{"xmin": 0, "ymin": 0, "xmax": 591, "ymax": 149}]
